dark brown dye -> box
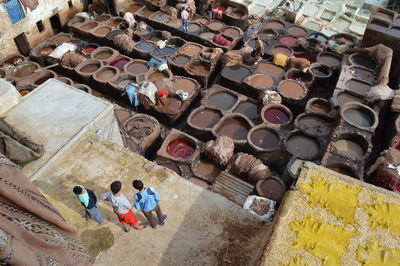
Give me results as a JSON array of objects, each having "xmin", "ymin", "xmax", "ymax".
[
  {"xmin": 337, "ymin": 92, "xmax": 363, "ymax": 105},
  {"xmin": 265, "ymin": 20, "xmax": 285, "ymax": 30},
  {"xmin": 216, "ymin": 119, "xmax": 250, "ymax": 140},
  {"xmin": 94, "ymin": 51, "xmax": 112, "ymax": 60},
  {"xmin": 34, "ymin": 77, "xmax": 50, "ymax": 85},
  {"xmin": 188, "ymin": 63, "xmax": 210, "ymax": 75},
  {"xmin": 180, "ymin": 45, "xmax": 202, "ymax": 56},
  {"xmin": 95, "ymin": 27, "xmax": 111, "ymax": 35},
  {"xmin": 248, "ymin": 74, "xmax": 273, "ymax": 88},
  {"xmin": 167, "ymin": 18, "xmax": 182, "ymax": 28},
  {"xmin": 95, "ymin": 15, "xmax": 110, "ymax": 22},
  {"xmin": 127, "ymin": 62, "xmax": 149, "ymax": 75},
  {"xmin": 81, "ymin": 22, "xmax": 98, "ymax": 30},
  {"xmin": 148, "ymin": 72, "xmax": 168, "ymax": 82},
  {"xmin": 250, "ymin": 129, "xmax": 279, "ymax": 150},
  {"xmin": 256, "ymin": 63, "xmax": 284, "ymax": 78},
  {"xmin": 125, "ymin": 117, "xmax": 154, "ymax": 139},
  {"xmin": 287, "ymin": 26, "xmax": 307, "ymax": 37},
  {"xmin": 287, "ymin": 135, "xmax": 320, "ymax": 158},
  {"xmin": 343, "ymin": 108, "xmax": 373, "ymax": 127},
  {"xmin": 173, "ymin": 78, "xmax": 196, "ymax": 93},
  {"xmin": 221, "ymin": 65, "xmax": 251, "ymax": 83},
  {"xmin": 190, "ymin": 109, "xmax": 221, "ymax": 128},
  {"xmin": 172, "ymin": 55, "xmax": 190, "ymax": 65},
  {"xmin": 309, "ymin": 102, "xmax": 331, "ymax": 114},
  {"xmin": 346, "ymin": 79, "xmax": 371, "ymax": 96},
  {"xmin": 125, "ymin": 4, "xmax": 142, "ymax": 13},
  {"xmin": 264, "ymin": 108, "xmax": 289, "ymax": 124},
  {"xmin": 96, "ymin": 69, "xmax": 116, "ymax": 80},
  {"xmin": 298, "ymin": 116, "xmax": 332, "ymax": 136},
  {"xmin": 166, "ymin": 139, "xmax": 195, "ymax": 159},
  {"xmin": 222, "ymin": 28, "xmax": 240, "ymax": 38},
  {"xmin": 312, "ymin": 67, "xmax": 329, "ymax": 77},
  {"xmin": 14, "ymin": 64, "xmax": 38, "ymax": 77},
  {"xmin": 351, "ymin": 54, "xmax": 376, "ymax": 69},
  {"xmin": 234, "ymin": 101, "xmax": 259, "ymax": 120},
  {"xmin": 207, "ymin": 92, "xmax": 237, "ymax": 110},
  {"xmin": 207, "ymin": 21, "xmax": 224, "ymax": 31},
  {"xmin": 158, "ymin": 97, "xmax": 182, "ymax": 111},
  {"xmin": 108, "ymin": 21, "xmax": 121, "ymax": 27},
  {"xmin": 110, "ymin": 59, "xmax": 129, "ymax": 70},
  {"xmin": 141, "ymin": 10, "xmax": 155, "ymax": 18},
  {"xmin": 38, "ymin": 47, "xmax": 54, "ymax": 56},
  {"xmin": 278, "ymin": 80, "xmax": 305, "ymax": 99},
  {"xmin": 318, "ymin": 55, "xmax": 341, "ymax": 68},
  {"xmin": 288, "ymin": 71, "xmax": 312, "ymax": 83},
  {"xmin": 259, "ymin": 178, "xmax": 284, "ymax": 201},
  {"xmin": 194, "ymin": 160, "xmax": 221, "ymax": 179},
  {"xmin": 80, "ymin": 64, "xmax": 100, "ymax": 73},
  {"xmin": 329, "ymin": 167, "xmax": 353, "ymax": 176}
]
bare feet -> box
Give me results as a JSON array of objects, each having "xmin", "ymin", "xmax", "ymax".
[{"xmin": 123, "ymin": 224, "xmax": 130, "ymax": 232}]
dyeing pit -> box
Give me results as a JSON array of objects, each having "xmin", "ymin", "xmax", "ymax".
[
  {"xmin": 57, "ymin": 77, "xmax": 73, "ymax": 85},
  {"xmin": 247, "ymin": 74, "xmax": 273, "ymax": 89},
  {"xmin": 318, "ymin": 53, "xmax": 341, "ymax": 68},
  {"xmin": 32, "ymin": 71, "xmax": 55, "ymax": 85},
  {"xmin": 95, "ymin": 14, "xmax": 111, "ymax": 22},
  {"xmin": 94, "ymin": 67, "xmax": 118, "ymax": 81},
  {"xmin": 311, "ymin": 65, "xmax": 331, "ymax": 77},
  {"xmin": 216, "ymin": 118, "xmax": 251, "ymax": 141},
  {"xmin": 336, "ymin": 92, "xmax": 363, "ymax": 105},
  {"xmin": 93, "ymin": 50, "xmax": 113, "ymax": 60},
  {"xmin": 80, "ymin": 63, "xmax": 100, "ymax": 73},
  {"xmin": 187, "ymin": 63, "xmax": 210, "ymax": 76},
  {"xmin": 172, "ymin": 78, "xmax": 196, "ymax": 94},
  {"xmin": 257, "ymin": 29, "xmax": 278, "ymax": 40},
  {"xmin": 287, "ymin": 26, "xmax": 307, "ymax": 37},
  {"xmin": 370, "ymin": 20, "xmax": 389, "ymax": 31},
  {"xmin": 107, "ymin": 19, "xmax": 123, "ymax": 27},
  {"xmin": 95, "ymin": 27, "xmax": 112, "ymax": 35},
  {"xmin": 222, "ymin": 27, "xmax": 240, "ymax": 38},
  {"xmin": 234, "ymin": 101, "xmax": 259, "ymax": 121},
  {"xmin": 207, "ymin": 21, "xmax": 224, "ymax": 31},
  {"xmin": 280, "ymin": 36, "xmax": 297, "ymax": 46},
  {"xmin": 250, "ymin": 128, "xmax": 280, "ymax": 150},
  {"xmin": 140, "ymin": 10, "xmax": 155, "ymax": 18},
  {"xmin": 38, "ymin": 46, "xmax": 55, "ymax": 56},
  {"xmin": 49, "ymin": 34, "xmax": 71, "ymax": 45},
  {"xmin": 157, "ymin": 97, "xmax": 182, "ymax": 112},
  {"xmin": 188, "ymin": 23, "xmax": 201, "ymax": 33},
  {"xmin": 200, "ymin": 32, "xmax": 216, "ymax": 41},
  {"xmin": 194, "ymin": 160, "xmax": 221, "ymax": 181},
  {"xmin": 263, "ymin": 107, "xmax": 290, "ymax": 125},
  {"xmin": 207, "ymin": 92, "xmax": 237, "ymax": 110},
  {"xmin": 135, "ymin": 42, "xmax": 154, "ymax": 52},
  {"xmin": 12, "ymin": 63, "xmax": 39, "ymax": 78},
  {"xmin": 0, "ymin": 70, "xmax": 4, "ymax": 78},
  {"xmin": 333, "ymin": 139, "xmax": 365, "ymax": 159},
  {"xmin": 349, "ymin": 67, "xmax": 374, "ymax": 84},
  {"xmin": 271, "ymin": 45, "xmax": 292, "ymax": 57},
  {"xmin": 125, "ymin": 61, "xmax": 149, "ymax": 75},
  {"xmin": 195, "ymin": 17, "xmax": 208, "ymax": 24},
  {"xmin": 166, "ymin": 139, "xmax": 195, "ymax": 159},
  {"xmin": 345, "ymin": 79, "xmax": 371, "ymax": 96},
  {"xmin": 308, "ymin": 99, "xmax": 331, "ymax": 114},
  {"xmin": 256, "ymin": 177, "xmax": 285, "ymax": 202},
  {"xmin": 255, "ymin": 62, "xmax": 285, "ymax": 79},
  {"xmin": 328, "ymin": 165, "xmax": 355, "ymax": 177},
  {"xmin": 81, "ymin": 22, "xmax": 98, "ymax": 30},
  {"xmin": 296, "ymin": 115, "xmax": 332, "ymax": 136},
  {"xmin": 172, "ymin": 55, "xmax": 190, "ymax": 65},
  {"xmin": 166, "ymin": 18, "xmax": 182, "ymax": 28},
  {"xmin": 190, "ymin": 108, "xmax": 221, "ymax": 129},
  {"xmin": 278, "ymin": 80, "xmax": 305, "ymax": 99},
  {"xmin": 286, "ymin": 133, "xmax": 320, "ymax": 159},
  {"xmin": 180, "ymin": 44, "xmax": 203, "ymax": 56},
  {"xmin": 349, "ymin": 53, "xmax": 377, "ymax": 69},
  {"xmin": 265, "ymin": 20, "xmax": 285, "ymax": 30},
  {"xmin": 150, "ymin": 12, "xmax": 170, "ymax": 22},
  {"xmin": 148, "ymin": 72, "xmax": 168, "ymax": 82},
  {"xmin": 114, "ymin": 75, "xmax": 136, "ymax": 89},
  {"xmin": 1, "ymin": 55, "xmax": 24, "ymax": 67},
  {"xmin": 343, "ymin": 107, "xmax": 374, "ymax": 128},
  {"xmin": 286, "ymin": 70, "xmax": 312, "ymax": 83},
  {"xmin": 125, "ymin": 4, "xmax": 142, "ymax": 13},
  {"xmin": 221, "ymin": 65, "xmax": 251, "ymax": 83},
  {"xmin": 110, "ymin": 58, "xmax": 130, "ymax": 70},
  {"xmin": 125, "ymin": 116, "xmax": 155, "ymax": 140},
  {"xmin": 247, "ymin": 39, "xmax": 268, "ymax": 53}
]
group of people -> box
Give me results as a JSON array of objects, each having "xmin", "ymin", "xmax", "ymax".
[{"xmin": 73, "ymin": 180, "xmax": 167, "ymax": 232}]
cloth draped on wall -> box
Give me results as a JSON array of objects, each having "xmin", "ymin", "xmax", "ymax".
[
  {"xmin": 3, "ymin": 0, "xmax": 25, "ymax": 24},
  {"xmin": 0, "ymin": 153, "xmax": 91, "ymax": 265}
]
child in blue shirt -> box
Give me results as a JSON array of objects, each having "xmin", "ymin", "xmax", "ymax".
[{"xmin": 132, "ymin": 180, "xmax": 167, "ymax": 229}]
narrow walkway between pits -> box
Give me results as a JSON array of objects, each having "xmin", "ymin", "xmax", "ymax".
[{"xmin": 33, "ymin": 133, "xmax": 272, "ymax": 265}]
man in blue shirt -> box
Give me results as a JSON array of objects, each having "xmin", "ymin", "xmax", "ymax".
[
  {"xmin": 132, "ymin": 180, "xmax": 167, "ymax": 229},
  {"xmin": 73, "ymin": 185, "xmax": 105, "ymax": 224}
]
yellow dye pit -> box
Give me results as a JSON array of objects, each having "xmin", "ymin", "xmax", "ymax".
[{"xmin": 357, "ymin": 237, "xmax": 400, "ymax": 265}]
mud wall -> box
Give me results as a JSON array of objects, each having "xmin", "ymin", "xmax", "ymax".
[{"xmin": 0, "ymin": 0, "xmax": 84, "ymax": 59}]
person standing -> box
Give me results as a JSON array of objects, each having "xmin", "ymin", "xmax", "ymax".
[
  {"xmin": 181, "ymin": 5, "xmax": 189, "ymax": 34},
  {"xmin": 73, "ymin": 185, "xmax": 106, "ymax": 224},
  {"xmin": 132, "ymin": 180, "xmax": 167, "ymax": 229},
  {"xmin": 100, "ymin": 181, "xmax": 145, "ymax": 232}
]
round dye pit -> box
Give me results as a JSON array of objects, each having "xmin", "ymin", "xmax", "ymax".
[
  {"xmin": 318, "ymin": 54, "xmax": 341, "ymax": 68},
  {"xmin": 256, "ymin": 177, "xmax": 285, "ymax": 202},
  {"xmin": 194, "ymin": 160, "xmax": 221, "ymax": 180},
  {"xmin": 140, "ymin": 10, "xmax": 155, "ymax": 18},
  {"xmin": 81, "ymin": 22, "xmax": 98, "ymax": 30},
  {"xmin": 172, "ymin": 55, "xmax": 190, "ymax": 65},
  {"xmin": 80, "ymin": 63, "xmax": 101, "ymax": 73},
  {"xmin": 247, "ymin": 39, "xmax": 268, "ymax": 53},
  {"xmin": 250, "ymin": 128, "xmax": 280, "ymax": 150},
  {"xmin": 157, "ymin": 97, "xmax": 182, "ymax": 112},
  {"xmin": 280, "ymin": 36, "xmax": 297, "ymax": 46},
  {"xmin": 166, "ymin": 18, "xmax": 182, "ymax": 28},
  {"xmin": 308, "ymin": 100, "xmax": 331, "ymax": 114},
  {"xmin": 166, "ymin": 139, "xmax": 195, "ymax": 159},
  {"xmin": 110, "ymin": 58, "xmax": 130, "ymax": 70},
  {"xmin": 350, "ymin": 53, "xmax": 377, "ymax": 69},
  {"xmin": 94, "ymin": 68, "xmax": 117, "ymax": 81},
  {"xmin": 125, "ymin": 4, "xmax": 142, "ymax": 13},
  {"xmin": 287, "ymin": 26, "xmax": 307, "ymax": 37},
  {"xmin": 126, "ymin": 62, "xmax": 149, "ymax": 75},
  {"xmin": 207, "ymin": 92, "xmax": 237, "ymax": 110},
  {"xmin": 199, "ymin": 32, "xmax": 216, "ymax": 41},
  {"xmin": 172, "ymin": 78, "xmax": 196, "ymax": 94},
  {"xmin": 343, "ymin": 108, "xmax": 374, "ymax": 128},
  {"xmin": 115, "ymin": 76, "xmax": 135, "ymax": 89},
  {"xmin": 216, "ymin": 118, "xmax": 251, "ymax": 141},
  {"xmin": 38, "ymin": 46, "xmax": 55, "ymax": 56},
  {"xmin": 188, "ymin": 23, "xmax": 201, "ymax": 33},
  {"xmin": 1, "ymin": 55, "xmax": 24, "ymax": 67},
  {"xmin": 222, "ymin": 27, "xmax": 240, "ymax": 38},
  {"xmin": 151, "ymin": 12, "xmax": 170, "ymax": 22},
  {"xmin": 13, "ymin": 63, "xmax": 39, "ymax": 78},
  {"xmin": 264, "ymin": 107, "xmax": 290, "ymax": 125},
  {"xmin": 287, "ymin": 70, "xmax": 312, "ymax": 83},
  {"xmin": 148, "ymin": 71, "xmax": 168, "ymax": 82},
  {"xmin": 278, "ymin": 80, "xmax": 305, "ymax": 99},
  {"xmin": 255, "ymin": 62, "xmax": 285, "ymax": 79},
  {"xmin": 125, "ymin": 117, "xmax": 155, "ymax": 140},
  {"xmin": 93, "ymin": 50, "xmax": 113, "ymax": 60},
  {"xmin": 95, "ymin": 14, "xmax": 111, "ymax": 22},
  {"xmin": 286, "ymin": 134, "xmax": 320, "ymax": 159},
  {"xmin": 180, "ymin": 44, "xmax": 202, "ymax": 56},
  {"xmin": 311, "ymin": 66, "xmax": 331, "ymax": 77},
  {"xmin": 271, "ymin": 45, "xmax": 292, "ymax": 57},
  {"xmin": 50, "ymin": 34, "xmax": 71, "ymax": 45},
  {"xmin": 187, "ymin": 63, "xmax": 210, "ymax": 76},
  {"xmin": 95, "ymin": 27, "xmax": 111, "ymax": 35},
  {"xmin": 247, "ymin": 74, "xmax": 274, "ymax": 89},
  {"xmin": 221, "ymin": 65, "xmax": 251, "ymax": 83},
  {"xmin": 195, "ymin": 17, "xmax": 208, "ymax": 24},
  {"xmin": 333, "ymin": 139, "xmax": 365, "ymax": 159},
  {"xmin": 135, "ymin": 41, "xmax": 154, "ymax": 52},
  {"xmin": 107, "ymin": 19, "xmax": 122, "ymax": 27},
  {"xmin": 234, "ymin": 101, "xmax": 259, "ymax": 121},
  {"xmin": 336, "ymin": 92, "xmax": 363, "ymax": 106},
  {"xmin": 297, "ymin": 115, "xmax": 332, "ymax": 136},
  {"xmin": 345, "ymin": 79, "xmax": 371, "ymax": 96},
  {"xmin": 190, "ymin": 108, "xmax": 221, "ymax": 129},
  {"xmin": 151, "ymin": 47, "xmax": 176, "ymax": 58},
  {"xmin": 207, "ymin": 21, "xmax": 224, "ymax": 31},
  {"xmin": 265, "ymin": 20, "xmax": 285, "ymax": 30},
  {"xmin": 349, "ymin": 67, "xmax": 374, "ymax": 84}
]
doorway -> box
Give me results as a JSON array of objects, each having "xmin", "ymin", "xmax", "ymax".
[
  {"xmin": 14, "ymin": 33, "xmax": 31, "ymax": 56},
  {"xmin": 49, "ymin": 13, "xmax": 62, "ymax": 33}
]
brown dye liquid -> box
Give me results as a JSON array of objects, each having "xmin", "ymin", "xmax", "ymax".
[
  {"xmin": 287, "ymin": 26, "xmax": 306, "ymax": 37},
  {"xmin": 343, "ymin": 108, "xmax": 373, "ymax": 127},
  {"xmin": 216, "ymin": 119, "xmax": 249, "ymax": 140},
  {"xmin": 158, "ymin": 97, "xmax": 182, "ymax": 111},
  {"xmin": 180, "ymin": 45, "xmax": 202, "ymax": 56},
  {"xmin": 173, "ymin": 55, "xmax": 190, "ymax": 65},
  {"xmin": 80, "ymin": 64, "xmax": 99, "ymax": 73},
  {"xmin": 19, "ymin": 90, "xmax": 30, "ymax": 96},
  {"xmin": 199, "ymin": 32, "xmax": 216, "ymax": 41},
  {"xmin": 141, "ymin": 10, "xmax": 155, "ymax": 18},
  {"xmin": 248, "ymin": 74, "xmax": 273, "ymax": 88},
  {"xmin": 309, "ymin": 102, "xmax": 331, "ymax": 114},
  {"xmin": 125, "ymin": 117, "xmax": 154, "ymax": 139},
  {"xmin": 334, "ymin": 139, "xmax": 364, "ymax": 158},
  {"xmin": 234, "ymin": 101, "xmax": 259, "ymax": 120},
  {"xmin": 34, "ymin": 77, "xmax": 50, "ymax": 85},
  {"xmin": 14, "ymin": 64, "xmax": 37, "ymax": 77},
  {"xmin": 167, "ymin": 18, "xmax": 182, "ymax": 27},
  {"xmin": 250, "ymin": 129, "xmax": 279, "ymax": 150},
  {"xmin": 195, "ymin": 18, "xmax": 208, "ymax": 24},
  {"xmin": 271, "ymin": 46, "xmax": 291, "ymax": 56},
  {"xmin": 259, "ymin": 178, "xmax": 284, "ymax": 201},
  {"xmin": 125, "ymin": 4, "xmax": 142, "ymax": 13},
  {"xmin": 95, "ymin": 15, "xmax": 110, "ymax": 22},
  {"xmin": 208, "ymin": 92, "xmax": 237, "ymax": 110},
  {"xmin": 117, "ymin": 78, "xmax": 135, "ymax": 88},
  {"xmin": 194, "ymin": 160, "xmax": 221, "ymax": 180},
  {"xmin": 95, "ymin": 27, "xmax": 111, "ymax": 35},
  {"xmin": 173, "ymin": 79, "xmax": 196, "ymax": 93},
  {"xmin": 127, "ymin": 62, "xmax": 148, "ymax": 75},
  {"xmin": 330, "ymin": 167, "xmax": 353, "ymax": 176},
  {"xmin": 221, "ymin": 65, "xmax": 251, "ymax": 83},
  {"xmin": 190, "ymin": 109, "xmax": 221, "ymax": 128},
  {"xmin": 94, "ymin": 51, "xmax": 112, "ymax": 60},
  {"xmin": 346, "ymin": 79, "xmax": 371, "ymax": 96},
  {"xmin": 207, "ymin": 21, "xmax": 224, "ymax": 31},
  {"xmin": 337, "ymin": 92, "xmax": 363, "ymax": 105},
  {"xmin": 38, "ymin": 47, "xmax": 54, "ymax": 56},
  {"xmin": 97, "ymin": 69, "xmax": 116, "ymax": 80},
  {"xmin": 51, "ymin": 35, "xmax": 70, "ymax": 44},
  {"xmin": 265, "ymin": 21, "xmax": 284, "ymax": 30},
  {"xmin": 82, "ymin": 22, "xmax": 98, "ymax": 30},
  {"xmin": 188, "ymin": 23, "xmax": 201, "ymax": 32},
  {"xmin": 188, "ymin": 64, "xmax": 210, "ymax": 75},
  {"xmin": 298, "ymin": 116, "xmax": 332, "ymax": 136},
  {"xmin": 108, "ymin": 21, "xmax": 121, "ymax": 27},
  {"xmin": 148, "ymin": 72, "xmax": 168, "ymax": 82},
  {"xmin": 222, "ymin": 28, "xmax": 240, "ymax": 38},
  {"xmin": 278, "ymin": 80, "xmax": 304, "ymax": 99},
  {"xmin": 287, "ymin": 135, "xmax": 320, "ymax": 158},
  {"xmin": 318, "ymin": 55, "xmax": 341, "ymax": 68},
  {"xmin": 256, "ymin": 63, "xmax": 284, "ymax": 78}
]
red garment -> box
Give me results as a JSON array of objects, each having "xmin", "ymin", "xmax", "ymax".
[
  {"xmin": 157, "ymin": 90, "xmax": 169, "ymax": 97},
  {"xmin": 213, "ymin": 34, "xmax": 232, "ymax": 47},
  {"xmin": 114, "ymin": 209, "xmax": 139, "ymax": 226}
]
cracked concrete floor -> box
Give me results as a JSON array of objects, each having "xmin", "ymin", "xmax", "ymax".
[{"xmin": 33, "ymin": 133, "xmax": 273, "ymax": 265}]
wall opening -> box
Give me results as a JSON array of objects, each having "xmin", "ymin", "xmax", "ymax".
[
  {"xmin": 49, "ymin": 13, "xmax": 62, "ymax": 33},
  {"xmin": 36, "ymin": 20, "xmax": 45, "ymax": 32},
  {"xmin": 14, "ymin": 33, "xmax": 31, "ymax": 56},
  {"xmin": 68, "ymin": 0, "xmax": 73, "ymax": 8}
]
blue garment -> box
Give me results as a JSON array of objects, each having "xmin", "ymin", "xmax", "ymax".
[
  {"xmin": 125, "ymin": 82, "xmax": 140, "ymax": 107},
  {"xmin": 80, "ymin": 189, "xmax": 97, "ymax": 209},
  {"xmin": 85, "ymin": 206, "xmax": 104, "ymax": 223},
  {"xmin": 4, "ymin": 0, "xmax": 25, "ymax": 24},
  {"xmin": 134, "ymin": 188, "xmax": 160, "ymax": 212},
  {"xmin": 182, "ymin": 19, "xmax": 189, "ymax": 34},
  {"xmin": 148, "ymin": 57, "xmax": 167, "ymax": 68}
]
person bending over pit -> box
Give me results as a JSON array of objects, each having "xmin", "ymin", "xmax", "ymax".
[
  {"xmin": 73, "ymin": 185, "xmax": 106, "ymax": 224},
  {"xmin": 132, "ymin": 180, "xmax": 167, "ymax": 229}
]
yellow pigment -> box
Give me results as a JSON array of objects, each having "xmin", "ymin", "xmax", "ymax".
[
  {"xmin": 357, "ymin": 237, "xmax": 400, "ymax": 265},
  {"xmin": 298, "ymin": 176, "xmax": 361, "ymax": 223},
  {"xmin": 363, "ymin": 199, "xmax": 400, "ymax": 235},
  {"xmin": 290, "ymin": 214, "xmax": 357, "ymax": 265}
]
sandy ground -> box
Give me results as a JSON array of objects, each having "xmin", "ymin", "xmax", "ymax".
[{"xmin": 33, "ymin": 133, "xmax": 272, "ymax": 265}]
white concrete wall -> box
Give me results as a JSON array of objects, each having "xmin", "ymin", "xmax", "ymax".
[{"xmin": 0, "ymin": 0, "xmax": 84, "ymax": 59}]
